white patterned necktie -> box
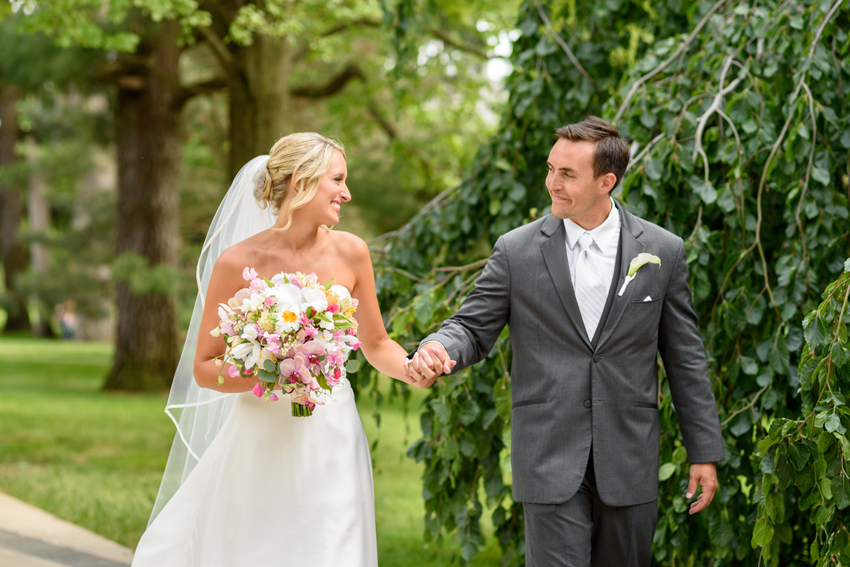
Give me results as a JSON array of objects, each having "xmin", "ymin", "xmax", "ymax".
[{"xmin": 574, "ymin": 232, "xmax": 607, "ymax": 341}]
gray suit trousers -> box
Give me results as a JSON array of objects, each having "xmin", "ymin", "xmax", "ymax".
[{"xmin": 523, "ymin": 453, "xmax": 657, "ymax": 567}]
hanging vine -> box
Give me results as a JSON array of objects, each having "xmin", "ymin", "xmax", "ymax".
[{"xmin": 375, "ymin": 0, "xmax": 850, "ymax": 564}]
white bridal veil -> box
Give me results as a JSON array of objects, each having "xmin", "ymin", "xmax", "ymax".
[{"xmin": 149, "ymin": 156, "xmax": 276, "ymax": 523}]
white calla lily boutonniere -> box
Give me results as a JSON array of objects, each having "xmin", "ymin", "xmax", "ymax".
[{"xmin": 618, "ymin": 253, "xmax": 661, "ymax": 297}]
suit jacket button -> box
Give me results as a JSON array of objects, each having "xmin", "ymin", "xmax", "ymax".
[
  {"xmin": 584, "ymin": 400, "xmax": 592, "ymax": 408},
  {"xmin": 592, "ymin": 355, "xmax": 600, "ymax": 363}
]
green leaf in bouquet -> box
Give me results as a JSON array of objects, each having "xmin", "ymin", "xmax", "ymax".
[
  {"xmin": 322, "ymin": 275, "xmax": 335, "ymax": 289},
  {"xmin": 317, "ymin": 373, "xmax": 329, "ymax": 391},
  {"xmin": 306, "ymin": 307, "xmax": 314, "ymax": 318},
  {"xmin": 258, "ymin": 369, "xmax": 277, "ymax": 383},
  {"xmin": 262, "ymin": 359, "xmax": 275, "ymax": 373},
  {"xmin": 345, "ymin": 359, "xmax": 361, "ymax": 373}
]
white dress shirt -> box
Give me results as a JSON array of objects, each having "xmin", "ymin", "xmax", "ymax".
[
  {"xmin": 564, "ymin": 198, "xmax": 621, "ymax": 299},
  {"xmin": 419, "ymin": 200, "xmax": 621, "ymax": 360}
]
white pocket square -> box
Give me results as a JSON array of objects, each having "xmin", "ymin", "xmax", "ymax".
[{"xmin": 643, "ymin": 296, "xmax": 653, "ymax": 302}]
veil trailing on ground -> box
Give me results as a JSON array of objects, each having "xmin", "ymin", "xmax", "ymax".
[{"xmin": 149, "ymin": 156, "xmax": 275, "ymax": 523}]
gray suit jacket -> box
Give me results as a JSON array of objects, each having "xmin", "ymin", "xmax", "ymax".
[{"xmin": 422, "ymin": 206, "xmax": 725, "ymax": 507}]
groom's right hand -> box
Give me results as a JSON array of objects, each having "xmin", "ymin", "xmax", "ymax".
[{"xmin": 408, "ymin": 342, "xmax": 455, "ymax": 387}]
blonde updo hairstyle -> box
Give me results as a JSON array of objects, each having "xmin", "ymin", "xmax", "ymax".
[{"xmin": 254, "ymin": 132, "xmax": 346, "ymax": 230}]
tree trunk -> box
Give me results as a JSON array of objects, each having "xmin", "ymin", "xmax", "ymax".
[
  {"xmin": 104, "ymin": 22, "xmax": 182, "ymax": 391},
  {"xmin": 0, "ymin": 83, "xmax": 31, "ymax": 333},
  {"xmin": 228, "ymin": 35, "xmax": 293, "ymax": 178},
  {"xmin": 26, "ymin": 135, "xmax": 55, "ymax": 338}
]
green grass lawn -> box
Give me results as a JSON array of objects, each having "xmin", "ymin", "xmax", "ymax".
[{"xmin": 0, "ymin": 336, "xmax": 500, "ymax": 565}]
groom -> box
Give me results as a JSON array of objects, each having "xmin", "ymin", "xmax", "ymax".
[{"xmin": 408, "ymin": 117, "xmax": 725, "ymax": 566}]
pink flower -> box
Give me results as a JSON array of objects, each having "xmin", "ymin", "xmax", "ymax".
[
  {"xmin": 266, "ymin": 334, "xmax": 281, "ymax": 352},
  {"xmin": 220, "ymin": 321, "xmax": 235, "ymax": 336},
  {"xmin": 252, "ymin": 382, "xmax": 264, "ymax": 397},
  {"xmin": 249, "ymin": 278, "xmax": 269, "ymax": 293},
  {"xmin": 303, "ymin": 327, "xmax": 318, "ymax": 339},
  {"xmin": 333, "ymin": 331, "xmax": 345, "ymax": 341},
  {"xmin": 296, "ymin": 341, "xmax": 326, "ymax": 367},
  {"xmin": 325, "ymin": 366, "xmax": 342, "ymax": 388},
  {"xmin": 228, "ymin": 288, "xmax": 252, "ymax": 309},
  {"xmin": 298, "ymin": 312, "xmax": 310, "ymax": 326},
  {"xmin": 350, "ymin": 341, "xmax": 362, "ymax": 351},
  {"xmin": 346, "ymin": 328, "xmax": 357, "ymax": 335},
  {"xmin": 279, "ymin": 356, "xmax": 311, "ymax": 385},
  {"xmin": 291, "ymin": 394, "xmax": 317, "ymax": 410},
  {"xmin": 324, "ymin": 347, "xmax": 345, "ymax": 367},
  {"xmin": 269, "ymin": 393, "xmax": 279, "ymax": 402},
  {"xmin": 242, "ymin": 267, "xmax": 258, "ymax": 281},
  {"xmin": 264, "ymin": 296, "xmax": 277, "ymax": 307},
  {"xmin": 228, "ymin": 365, "xmax": 240, "ymax": 378},
  {"xmin": 327, "ymin": 304, "xmax": 340, "ymax": 314}
]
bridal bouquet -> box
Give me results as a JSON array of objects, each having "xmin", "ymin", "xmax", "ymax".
[{"xmin": 211, "ymin": 268, "xmax": 361, "ymax": 417}]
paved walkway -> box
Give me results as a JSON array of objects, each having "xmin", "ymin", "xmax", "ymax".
[{"xmin": 0, "ymin": 492, "xmax": 133, "ymax": 567}]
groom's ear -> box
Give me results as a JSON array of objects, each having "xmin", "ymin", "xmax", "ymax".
[{"xmin": 599, "ymin": 172, "xmax": 617, "ymax": 194}]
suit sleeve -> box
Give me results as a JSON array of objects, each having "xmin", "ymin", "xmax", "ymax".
[
  {"xmin": 420, "ymin": 236, "xmax": 511, "ymax": 372},
  {"xmin": 658, "ymin": 239, "xmax": 726, "ymax": 464}
]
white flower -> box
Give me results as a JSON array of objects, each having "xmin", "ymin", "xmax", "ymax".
[
  {"xmin": 618, "ymin": 253, "xmax": 662, "ymax": 296},
  {"xmin": 320, "ymin": 319, "xmax": 334, "ymax": 331},
  {"xmin": 241, "ymin": 293, "xmax": 265, "ymax": 314},
  {"xmin": 329, "ymin": 285, "xmax": 351, "ymax": 301},
  {"xmin": 269, "ymin": 283, "xmax": 303, "ymax": 312},
  {"xmin": 230, "ymin": 341, "xmax": 261, "ymax": 369},
  {"xmin": 242, "ymin": 323, "xmax": 259, "ymax": 341},
  {"xmin": 301, "ymin": 286, "xmax": 328, "ymax": 313}
]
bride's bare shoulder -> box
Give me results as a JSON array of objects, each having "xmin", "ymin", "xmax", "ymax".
[
  {"xmin": 213, "ymin": 241, "xmax": 256, "ymax": 277},
  {"xmin": 328, "ymin": 230, "xmax": 370, "ymax": 262}
]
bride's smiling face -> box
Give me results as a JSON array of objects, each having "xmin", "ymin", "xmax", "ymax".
[{"xmin": 300, "ymin": 150, "xmax": 350, "ymax": 226}]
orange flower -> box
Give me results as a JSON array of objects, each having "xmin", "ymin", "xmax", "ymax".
[
  {"xmin": 281, "ymin": 311, "xmax": 298, "ymax": 323},
  {"xmin": 325, "ymin": 290, "xmax": 340, "ymax": 306}
]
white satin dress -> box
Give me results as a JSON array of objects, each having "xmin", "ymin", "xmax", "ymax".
[{"xmin": 131, "ymin": 378, "xmax": 378, "ymax": 567}]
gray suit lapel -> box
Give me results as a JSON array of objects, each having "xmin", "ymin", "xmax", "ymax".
[
  {"xmin": 595, "ymin": 206, "xmax": 645, "ymax": 351},
  {"xmin": 539, "ymin": 216, "xmax": 593, "ymax": 350}
]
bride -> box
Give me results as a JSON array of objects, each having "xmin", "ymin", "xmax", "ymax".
[{"xmin": 132, "ymin": 133, "xmax": 436, "ymax": 566}]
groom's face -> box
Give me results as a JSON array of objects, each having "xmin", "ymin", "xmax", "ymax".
[{"xmin": 546, "ymin": 138, "xmax": 612, "ymax": 226}]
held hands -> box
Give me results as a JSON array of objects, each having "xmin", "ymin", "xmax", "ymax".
[
  {"xmin": 686, "ymin": 462, "xmax": 718, "ymax": 515},
  {"xmin": 404, "ymin": 342, "xmax": 456, "ymax": 389}
]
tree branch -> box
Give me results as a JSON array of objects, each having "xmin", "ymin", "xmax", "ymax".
[
  {"xmin": 92, "ymin": 56, "xmax": 151, "ymax": 86},
  {"xmin": 691, "ymin": 56, "xmax": 743, "ymax": 175},
  {"xmin": 292, "ymin": 18, "xmax": 383, "ymax": 63},
  {"xmin": 370, "ymin": 184, "xmax": 460, "ymax": 247},
  {"xmin": 367, "ymin": 101, "xmax": 398, "ymax": 139},
  {"xmin": 290, "ymin": 63, "xmax": 365, "ymax": 98},
  {"xmin": 427, "ymin": 27, "xmax": 489, "ymax": 59},
  {"xmin": 613, "ymin": 0, "xmax": 729, "ymax": 124},
  {"xmin": 198, "ymin": 26, "xmax": 234, "ymax": 75},
  {"xmin": 175, "ymin": 77, "xmax": 228, "ymax": 107},
  {"xmin": 535, "ymin": 1, "xmax": 593, "ymax": 84}
]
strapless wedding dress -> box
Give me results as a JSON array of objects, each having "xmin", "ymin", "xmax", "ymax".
[{"xmin": 131, "ymin": 378, "xmax": 377, "ymax": 566}]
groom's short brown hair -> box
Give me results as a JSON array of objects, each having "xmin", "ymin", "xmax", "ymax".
[{"xmin": 555, "ymin": 117, "xmax": 630, "ymax": 191}]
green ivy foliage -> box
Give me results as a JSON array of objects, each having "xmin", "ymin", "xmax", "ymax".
[
  {"xmin": 754, "ymin": 262, "xmax": 850, "ymax": 566},
  {"xmin": 376, "ymin": 0, "xmax": 850, "ymax": 564}
]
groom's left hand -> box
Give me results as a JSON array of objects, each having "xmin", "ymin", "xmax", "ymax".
[{"xmin": 686, "ymin": 462, "xmax": 718, "ymax": 515}]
